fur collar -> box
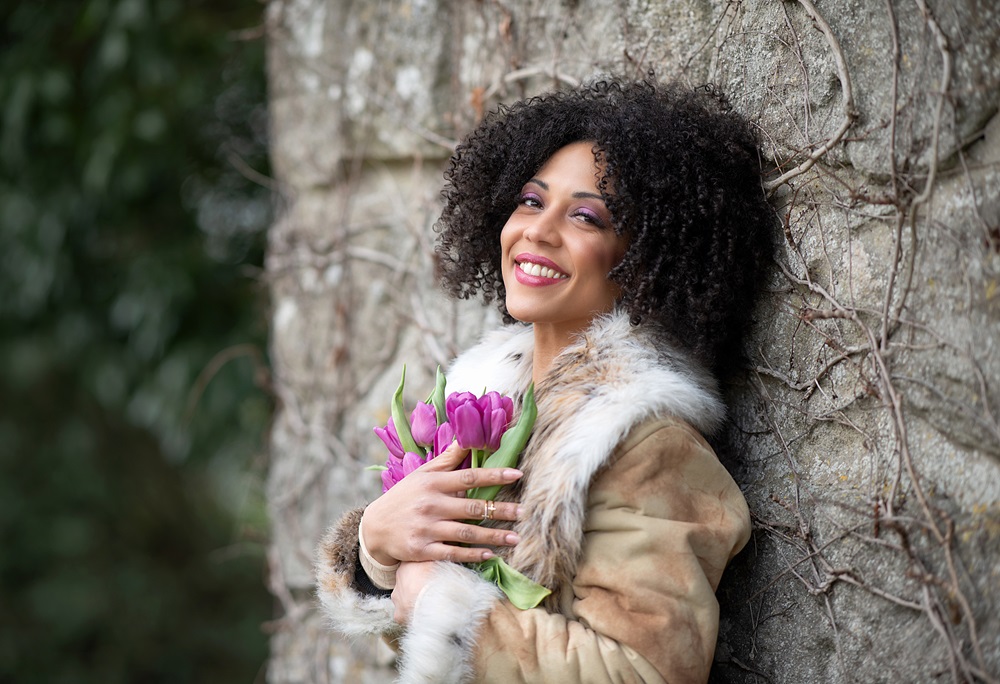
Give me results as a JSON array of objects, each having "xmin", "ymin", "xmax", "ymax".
[{"xmin": 447, "ymin": 309, "xmax": 724, "ymax": 589}]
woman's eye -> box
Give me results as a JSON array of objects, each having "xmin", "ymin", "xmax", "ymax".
[
  {"xmin": 518, "ymin": 193, "xmax": 542, "ymax": 208},
  {"xmin": 575, "ymin": 209, "xmax": 605, "ymax": 228}
]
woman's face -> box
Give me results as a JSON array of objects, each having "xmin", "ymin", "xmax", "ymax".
[{"xmin": 500, "ymin": 141, "xmax": 628, "ymax": 338}]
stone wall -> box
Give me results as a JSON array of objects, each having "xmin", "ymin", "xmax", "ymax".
[{"xmin": 264, "ymin": 1, "xmax": 1000, "ymax": 681}]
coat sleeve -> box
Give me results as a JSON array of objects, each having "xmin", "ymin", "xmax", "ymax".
[
  {"xmin": 394, "ymin": 420, "xmax": 751, "ymax": 684},
  {"xmin": 314, "ymin": 506, "xmax": 400, "ymax": 639}
]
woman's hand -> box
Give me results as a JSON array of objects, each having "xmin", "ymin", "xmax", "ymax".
[
  {"xmin": 361, "ymin": 442, "xmax": 523, "ymax": 566},
  {"xmin": 391, "ymin": 561, "xmax": 437, "ymax": 625}
]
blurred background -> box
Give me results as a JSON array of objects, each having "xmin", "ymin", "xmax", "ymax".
[{"xmin": 0, "ymin": 1, "xmax": 273, "ymax": 681}]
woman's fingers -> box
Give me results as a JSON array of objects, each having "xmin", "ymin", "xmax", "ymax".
[
  {"xmin": 420, "ymin": 442, "xmax": 468, "ymax": 471},
  {"xmin": 440, "ymin": 519, "xmax": 521, "ymax": 548},
  {"xmin": 424, "ymin": 541, "xmax": 503, "ymax": 565},
  {"xmin": 456, "ymin": 497, "xmax": 521, "ymax": 523},
  {"xmin": 417, "ymin": 444, "xmax": 523, "ymax": 494},
  {"xmin": 452, "ymin": 466, "xmax": 523, "ymax": 492},
  {"xmin": 411, "ymin": 441, "xmax": 524, "ymax": 495},
  {"xmin": 389, "ymin": 522, "xmax": 519, "ymax": 565}
]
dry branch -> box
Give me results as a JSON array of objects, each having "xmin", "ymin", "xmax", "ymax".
[{"xmin": 763, "ymin": 0, "xmax": 856, "ymax": 195}]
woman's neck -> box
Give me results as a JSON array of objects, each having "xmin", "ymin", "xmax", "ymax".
[{"xmin": 530, "ymin": 321, "xmax": 586, "ymax": 385}]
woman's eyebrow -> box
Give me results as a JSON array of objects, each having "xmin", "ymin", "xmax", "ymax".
[{"xmin": 527, "ymin": 178, "xmax": 604, "ymax": 202}]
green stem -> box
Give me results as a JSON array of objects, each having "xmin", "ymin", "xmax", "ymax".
[
  {"xmin": 426, "ymin": 366, "xmax": 447, "ymax": 425},
  {"xmin": 390, "ymin": 365, "xmax": 424, "ymax": 456}
]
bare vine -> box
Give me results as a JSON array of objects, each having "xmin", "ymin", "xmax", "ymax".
[
  {"xmin": 762, "ymin": 0, "xmax": 856, "ymax": 195},
  {"xmin": 739, "ymin": 0, "xmax": 998, "ymax": 681}
]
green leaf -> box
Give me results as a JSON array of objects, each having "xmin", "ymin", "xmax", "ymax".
[
  {"xmin": 426, "ymin": 365, "xmax": 447, "ymax": 424},
  {"xmin": 475, "ymin": 556, "xmax": 551, "ymax": 610},
  {"xmin": 390, "ymin": 365, "xmax": 423, "ymax": 456}
]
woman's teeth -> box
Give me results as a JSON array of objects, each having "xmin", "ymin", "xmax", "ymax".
[{"xmin": 518, "ymin": 262, "xmax": 567, "ymax": 279}]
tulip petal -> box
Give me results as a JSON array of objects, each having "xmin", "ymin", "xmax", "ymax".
[
  {"xmin": 374, "ymin": 419, "xmax": 404, "ymax": 458},
  {"xmin": 487, "ymin": 408, "xmax": 508, "ymax": 451},
  {"xmin": 410, "ymin": 402, "xmax": 438, "ymax": 447},
  {"xmin": 382, "ymin": 456, "xmax": 405, "ymax": 492},
  {"xmin": 432, "ymin": 422, "xmax": 455, "ymax": 458},
  {"xmin": 402, "ymin": 451, "xmax": 425, "ymax": 475},
  {"xmin": 501, "ymin": 396, "xmax": 514, "ymax": 424},
  {"xmin": 454, "ymin": 403, "xmax": 486, "ymax": 449},
  {"xmin": 445, "ymin": 391, "xmax": 478, "ymax": 425},
  {"xmin": 381, "ymin": 469, "xmax": 395, "ymax": 493}
]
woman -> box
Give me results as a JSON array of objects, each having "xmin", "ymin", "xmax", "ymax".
[{"xmin": 316, "ymin": 79, "xmax": 772, "ymax": 683}]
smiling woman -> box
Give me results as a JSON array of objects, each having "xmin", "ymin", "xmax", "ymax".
[
  {"xmin": 315, "ymin": 78, "xmax": 775, "ymax": 684},
  {"xmin": 501, "ymin": 141, "xmax": 629, "ymax": 361}
]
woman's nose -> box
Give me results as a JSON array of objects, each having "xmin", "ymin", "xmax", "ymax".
[{"xmin": 523, "ymin": 209, "xmax": 561, "ymax": 245}]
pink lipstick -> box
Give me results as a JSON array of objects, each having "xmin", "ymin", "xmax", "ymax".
[{"xmin": 513, "ymin": 253, "xmax": 569, "ymax": 286}]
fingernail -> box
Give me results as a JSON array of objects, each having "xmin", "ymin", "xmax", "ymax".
[
  {"xmin": 505, "ymin": 533, "xmax": 520, "ymax": 545},
  {"xmin": 504, "ymin": 469, "xmax": 523, "ymax": 479},
  {"xmin": 516, "ymin": 506, "xmax": 525, "ymax": 518},
  {"xmin": 482, "ymin": 550, "xmax": 494, "ymax": 560}
]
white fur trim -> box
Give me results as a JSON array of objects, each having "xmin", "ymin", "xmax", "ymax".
[
  {"xmin": 446, "ymin": 324, "xmax": 534, "ymax": 399},
  {"xmin": 396, "ymin": 562, "xmax": 501, "ymax": 684},
  {"xmin": 316, "ymin": 580, "xmax": 397, "ymax": 638},
  {"xmin": 570, "ymin": 311, "xmax": 723, "ymax": 434},
  {"xmin": 447, "ymin": 312, "xmax": 721, "ymax": 433}
]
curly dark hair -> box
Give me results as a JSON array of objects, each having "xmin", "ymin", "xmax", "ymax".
[{"xmin": 435, "ymin": 78, "xmax": 774, "ymax": 379}]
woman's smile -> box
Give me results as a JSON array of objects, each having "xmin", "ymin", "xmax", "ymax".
[
  {"xmin": 500, "ymin": 141, "xmax": 628, "ymax": 340},
  {"xmin": 513, "ymin": 253, "xmax": 569, "ymax": 283}
]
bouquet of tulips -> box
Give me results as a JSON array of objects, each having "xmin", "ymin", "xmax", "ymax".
[{"xmin": 370, "ymin": 366, "xmax": 550, "ymax": 609}]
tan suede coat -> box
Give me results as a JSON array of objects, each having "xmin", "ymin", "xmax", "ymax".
[{"xmin": 316, "ymin": 311, "xmax": 751, "ymax": 683}]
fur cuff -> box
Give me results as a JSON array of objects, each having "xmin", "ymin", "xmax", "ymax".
[
  {"xmin": 315, "ymin": 507, "xmax": 396, "ymax": 637},
  {"xmin": 397, "ymin": 562, "xmax": 501, "ymax": 684}
]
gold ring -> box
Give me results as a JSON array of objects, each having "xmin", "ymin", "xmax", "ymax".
[{"xmin": 483, "ymin": 500, "xmax": 496, "ymax": 521}]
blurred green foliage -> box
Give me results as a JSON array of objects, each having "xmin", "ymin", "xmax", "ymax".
[{"xmin": 0, "ymin": 0, "xmax": 273, "ymax": 681}]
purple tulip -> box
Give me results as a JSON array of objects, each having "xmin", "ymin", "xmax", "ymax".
[
  {"xmin": 402, "ymin": 451, "xmax": 425, "ymax": 475},
  {"xmin": 445, "ymin": 390, "xmax": 515, "ymax": 451},
  {"xmin": 478, "ymin": 391, "xmax": 514, "ymax": 451},
  {"xmin": 381, "ymin": 451, "xmax": 429, "ymax": 492},
  {"xmin": 374, "ymin": 418, "xmax": 404, "ymax": 458},
  {"xmin": 445, "ymin": 392, "xmax": 478, "ymax": 420},
  {"xmin": 432, "ymin": 421, "xmax": 455, "ymax": 458},
  {"xmin": 409, "ymin": 401, "xmax": 437, "ymax": 447},
  {"xmin": 478, "ymin": 391, "xmax": 514, "ymax": 422},
  {"xmin": 381, "ymin": 454, "xmax": 404, "ymax": 492},
  {"xmin": 487, "ymin": 409, "xmax": 507, "ymax": 450},
  {"xmin": 452, "ymin": 401, "xmax": 486, "ymax": 449},
  {"xmin": 447, "ymin": 392, "xmax": 486, "ymax": 449}
]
